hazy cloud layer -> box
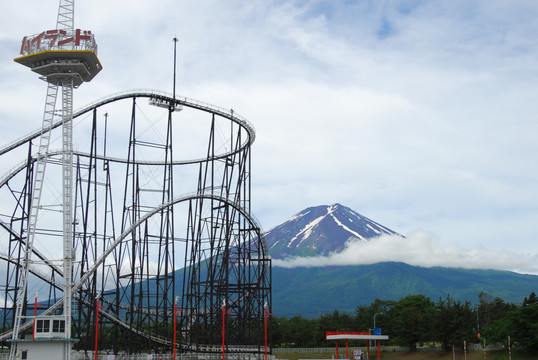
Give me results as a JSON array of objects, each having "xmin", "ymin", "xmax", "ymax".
[{"xmin": 273, "ymin": 232, "xmax": 538, "ymax": 275}]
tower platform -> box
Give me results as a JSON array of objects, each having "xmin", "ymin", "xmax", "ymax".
[
  {"xmin": 14, "ymin": 50, "xmax": 102, "ymax": 87},
  {"xmin": 13, "ymin": 29, "xmax": 102, "ymax": 87}
]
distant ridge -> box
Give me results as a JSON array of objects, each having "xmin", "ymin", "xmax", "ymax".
[{"xmin": 271, "ymin": 262, "xmax": 538, "ymax": 317}]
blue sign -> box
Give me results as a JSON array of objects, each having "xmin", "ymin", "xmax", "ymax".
[{"xmin": 373, "ymin": 328, "xmax": 381, "ymax": 335}]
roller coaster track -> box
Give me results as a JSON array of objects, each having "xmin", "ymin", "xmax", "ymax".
[
  {"xmin": 0, "ymin": 89, "xmax": 271, "ymax": 353},
  {"xmin": 0, "ymin": 89, "xmax": 255, "ymax": 158},
  {"xmin": 0, "ymin": 193, "xmax": 268, "ymax": 353}
]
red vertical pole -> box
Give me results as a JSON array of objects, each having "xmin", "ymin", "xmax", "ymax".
[
  {"xmin": 366, "ymin": 339, "xmax": 369, "ymax": 360},
  {"xmin": 173, "ymin": 301, "xmax": 177, "ymax": 360},
  {"xmin": 377, "ymin": 340, "xmax": 381, "ymax": 360},
  {"xmin": 94, "ymin": 298, "xmax": 100, "ymax": 360},
  {"xmin": 345, "ymin": 339, "xmax": 349, "ymax": 360},
  {"xmin": 222, "ymin": 302, "xmax": 230, "ymax": 360},
  {"xmin": 336, "ymin": 341, "xmax": 339, "ymax": 359},
  {"xmin": 173, "ymin": 300, "xmax": 183, "ymax": 360},
  {"xmin": 222, "ymin": 303, "xmax": 225, "ymax": 360},
  {"xmin": 32, "ymin": 293, "xmax": 37, "ymax": 340},
  {"xmin": 265, "ymin": 308, "xmax": 268, "ymax": 360},
  {"xmin": 32, "ymin": 291, "xmax": 43, "ymax": 340},
  {"xmin": 94, "ymin": 296, "xmax": 105, "ymax": 360},
  {"xmin": 264, "ymin": 303, "xmax": 272, "ymax": 360}
]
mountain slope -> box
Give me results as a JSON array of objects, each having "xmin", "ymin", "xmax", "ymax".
[
  {"xmin": 271, "ymin": 262, "xmax": 538, "ymax": 317},
  {"xmin": 265, "ymin": 203, "xmax": 400, "ymax": 259}
]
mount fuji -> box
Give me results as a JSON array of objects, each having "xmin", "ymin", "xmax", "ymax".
[
  {"xmin": 264, "ymin": 204, "xmax": 538, "ymax": 317},
  {"xmin": 265, "ymin": 203, "xmax": 400, "ymax": 260}
]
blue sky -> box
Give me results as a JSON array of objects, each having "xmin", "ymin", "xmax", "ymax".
[{"xmin": 1, "ymin": 0, "xmax": 538, "ymax": 274}]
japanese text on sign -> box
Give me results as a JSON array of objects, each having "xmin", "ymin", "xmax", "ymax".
[{"xmin": 20, "ymin": 29, "xmax": 96, "ymax": 55}]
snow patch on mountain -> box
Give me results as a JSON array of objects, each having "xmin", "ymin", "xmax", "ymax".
[
  {"xmin": 287, "ymin": 211, "xmax": 325, "ymax": 248},
  {"xmin": 288, "ymin": 211, "xmax": 309, "ymax": 222},
  {"xmin": 366, "ymin": 223, "xmax": 381, "ymax": 234},
  {"xmin": 330, "ymin": 212, "xmax": 365, "ymax": 240}
]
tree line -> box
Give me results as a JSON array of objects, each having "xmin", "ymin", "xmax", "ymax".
[{"xmin": 271, "ymin": 291, "xmax": 538, "ymax": 354}]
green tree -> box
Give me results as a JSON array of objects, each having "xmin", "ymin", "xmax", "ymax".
[
  {"xmin": 513, "ymin": 292, "xmax": 538, "ymax": 353},
  {"xmin": 391, "ymin": 295, "xmax": 436, "ymax": 350},
  {"xmin": 271, "ymin": 316, "xmax": 289, "ymax": 347},
  {"xmin": 270, "ymin": 291, "xmax": 538, "ymax": 351},
  {"xmin": 355, "ymin": 298, "xmax": 395, "ymax": 343},
  {"xmin": 315, "ymin": 310, "xmax": 356, "ymax": 346},
  {"xmin": 288, "ymin": 315, "xmax": 316, "ymax": 347},
  {"xmin": 523, "ymin": 292, "xmax": 538, "ymax": 306},
  {"xmin": 434, "ymin": 295, "xmax": 476, "ymax": 350},
  {"xmin": 478, "ymin": 291, "xmax": 515, "ymax": 332},
  {"xmin": 479, "ymin": 291, "xmax": 516, "ymax": 345}
]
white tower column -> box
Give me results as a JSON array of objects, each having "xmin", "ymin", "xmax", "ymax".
[
  {"xmin": 61, "ymin": 77, "xmax": 74, "ymax": 360},
  {"xmin": 11, "ymin": 0, "xmax": 102, "ymax": 358}
]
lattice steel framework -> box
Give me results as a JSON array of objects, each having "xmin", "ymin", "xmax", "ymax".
[
  {"xmin": 9, "ymin": 1, "xmax": 101, "ymax": 358},
  {"xmin": 0, "ymin": 91, "xmax": 272, "ymax": 356}
]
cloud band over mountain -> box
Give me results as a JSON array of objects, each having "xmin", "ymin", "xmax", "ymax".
[{"xmin": 273, "ymin": 231, "xmax": 538, "ymax": 275}]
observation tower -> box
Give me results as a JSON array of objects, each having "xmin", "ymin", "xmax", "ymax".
[
  {"xmin": 2, "ymin": 1, "xmax": 270, "ymax": 359},
  {"xmin": 10, "ymin": 1, "xmax": 101, "ymax": 359}
]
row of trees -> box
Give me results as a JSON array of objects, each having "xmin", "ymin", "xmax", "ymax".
[{"xmin": 271, "ymin": 292, "xmax": 538, "ymax": 354}]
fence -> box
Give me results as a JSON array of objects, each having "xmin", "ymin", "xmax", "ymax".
[
  {"xmin": 0, "ymin": 351, "xmax": 273, "ymax": 360},
  {"xmin": 70, "ymin": 352, "xmax": 274, "ymax": 360},
  {"xmin": 0, "ymin": 344, "xmax": 507, "ymax": 360},
  {"xmin": 271, "ymin": 344, "xmax": 505, "ymax": 354},
  {"xmin": 272, "ymin": 346, "xmax": 406, "ymax": 354}
]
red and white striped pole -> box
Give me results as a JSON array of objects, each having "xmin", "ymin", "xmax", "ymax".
[
  {"xmin": 222, "ymin": 300, "xmax": 231, "ymax": 360},
  {"xmin": 173, "ymin": 297, "xmax": 183, "ymax": 360},
  {"xmin": 508, "ymin": 335, "xmax": 511, "ymax": 360},
  {"xmin": 94, "ymin": 295, "xmax": 104, "ymax": 360},
  {"xmin": 264, "ymin": 302, "xmax": 272, "ymax": 360},
  {"xmin": 32, "ymin": 291, "xmax": 42, "ymax": 340}
]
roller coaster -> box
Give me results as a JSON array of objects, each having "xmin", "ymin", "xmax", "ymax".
[{"xmin": 0, "ymin": 89, "xmax": 272, "ymax": 355}]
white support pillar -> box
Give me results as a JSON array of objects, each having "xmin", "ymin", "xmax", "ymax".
[{"xmin": 61, "ymin": 79, "xmax": 74, "ymax": 360}]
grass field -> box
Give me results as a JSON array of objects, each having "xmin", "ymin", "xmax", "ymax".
[{"xmin": 274, "ymin": 349, "xmax": 531, "ymax": 360}]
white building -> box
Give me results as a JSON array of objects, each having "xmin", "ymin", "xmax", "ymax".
[{"xmin": 9, "ymin": 315, "xmax": 78, "ymax": 360}]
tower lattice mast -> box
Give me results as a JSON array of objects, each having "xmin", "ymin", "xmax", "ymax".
[{"xmin": 10, "ymin": 1, "xmax": 101, "ymax": 359}]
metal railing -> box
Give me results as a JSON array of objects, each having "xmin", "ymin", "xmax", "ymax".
[{"xmin": 70, "ymin": 352, "xmax": 274, "ymax": 360}]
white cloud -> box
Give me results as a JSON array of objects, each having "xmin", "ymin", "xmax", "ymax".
[
  {"xmin": 273, "ymin": 231, "xmax": 538, "ymax": 275},
  {"xmin": 2, "ymin": 0, "xmax": 538, "ymax": 272}
]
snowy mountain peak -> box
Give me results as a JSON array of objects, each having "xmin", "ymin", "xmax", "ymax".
[{"xmin": 265, "ymin": 203, "xmax": 401, "ymax": 259}]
